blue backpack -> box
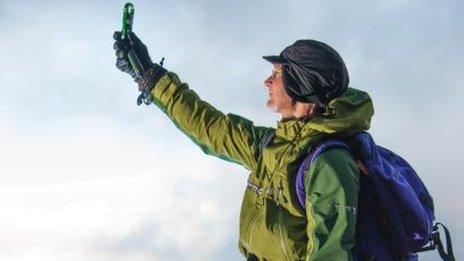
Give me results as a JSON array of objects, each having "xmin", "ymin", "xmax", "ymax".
[{"xmin": 290, "ymin": 131, "xmax": 455, "ymax": 261}]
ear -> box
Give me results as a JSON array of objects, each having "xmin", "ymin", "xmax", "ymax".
[{"xmin": 293, "ymin": 102, "xmax": 317, "ymax": 119}]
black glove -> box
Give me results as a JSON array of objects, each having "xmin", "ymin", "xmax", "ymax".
[{"xmin": 113, "ymin": 31, "xmax": 166, "ymax": 105}]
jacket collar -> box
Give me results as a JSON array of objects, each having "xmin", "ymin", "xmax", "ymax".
[
  {"xmin": 274, "ymin": 88, "xmax": 374, "ymax": 142},
  {"xmin": 275, "ymin": 118, "xmax": 315, "ymax": 141}
]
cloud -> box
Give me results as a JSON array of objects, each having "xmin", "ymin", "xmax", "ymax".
[
  {"xmin": 0, "ymin": 150, "xmax": 245, "ymax": 261},
  {"xmin": 0, "ymin": 103, "xmax": 246, "ymax": 260}
]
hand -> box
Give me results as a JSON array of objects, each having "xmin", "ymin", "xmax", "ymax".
[
  {"xmin": 113, "ymin": 31, "xmax": 167, "ymax": 105},
  {"xmin": 113, "ymin": 31, "xmax": 153, "ymax": 81}
]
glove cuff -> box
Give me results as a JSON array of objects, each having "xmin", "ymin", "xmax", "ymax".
[
  {"xmin": 138, "ymin": 64, "xmax": 167, "ymax": 93},
  {"xmin": 136, "ymin": 64, "xmax": 167, "ymax": 106}
]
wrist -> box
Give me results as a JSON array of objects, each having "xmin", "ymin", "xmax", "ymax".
[{"xmin": 138, "ymin": 64, "xmax": 167, "ymax": 93}]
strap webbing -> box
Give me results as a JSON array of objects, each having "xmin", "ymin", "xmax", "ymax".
[
  {"xmin": 419, "ymin": 222, "xmax": 455, "ymax": 261},
  {"xmin": 434, "ymin": 223, "xmax": 455, "ymax": 261}
]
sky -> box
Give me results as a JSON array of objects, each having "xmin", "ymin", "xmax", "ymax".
[{"xmin": 0, "ymin": 0, "xmax": 463, "ymax": 260}]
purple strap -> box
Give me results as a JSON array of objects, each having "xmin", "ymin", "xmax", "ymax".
[{"xmin": 295, "ymin": 140, "xmax": 350, "ymax": 210}]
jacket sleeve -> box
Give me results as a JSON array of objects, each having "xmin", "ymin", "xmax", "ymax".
[
  {"xmin": 304, "ymin": 149, "xmax": 359, "ymax": 261},
  {"xmin": 149, "ymin": 72, "xmax": 272, "ymax": 170}
]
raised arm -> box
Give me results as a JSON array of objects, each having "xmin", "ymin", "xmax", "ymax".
[
  {"xmin": 150, "ymin": 71, "xmax": 272, "ymax": 170},
  {"xmin": 113, "ymin": 31, "xmax": 272, "ymax": 170}
]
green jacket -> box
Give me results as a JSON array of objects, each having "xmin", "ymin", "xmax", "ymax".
[{"xmin": 150, "ymin": 72, "xmax": 374, "ymax": 260}]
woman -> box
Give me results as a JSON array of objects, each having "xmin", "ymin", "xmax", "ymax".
[{"xmin": 114, "ymin": 33, "xmax": 372, "ymax": 260}]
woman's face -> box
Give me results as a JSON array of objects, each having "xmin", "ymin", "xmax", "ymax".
[{"xmin": 264, "ymin": 64, "xmax": 293, "ymax": 118}]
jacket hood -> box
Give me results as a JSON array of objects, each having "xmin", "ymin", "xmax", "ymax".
[{"xmin": 276, "ymin": 88, "xmax": 374, "ymax": 140}]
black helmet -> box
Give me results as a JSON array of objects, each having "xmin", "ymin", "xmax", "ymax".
[{"xmin": 263, "ymin": 39, "xmax": 349, "ymax": 106}]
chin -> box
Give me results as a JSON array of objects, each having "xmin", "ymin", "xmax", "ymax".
[
  {"xmin": 266, "ymin": 103, "xmax": 279, "ymax": 113},
  {"xmin": 266, "ymin": 100, "xmax": 274, "ymax": 109}
]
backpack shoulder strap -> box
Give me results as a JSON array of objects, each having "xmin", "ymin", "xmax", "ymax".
[{"xmin": 295, "ymin": 139, "xmax": 350, "ymax": 210}]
